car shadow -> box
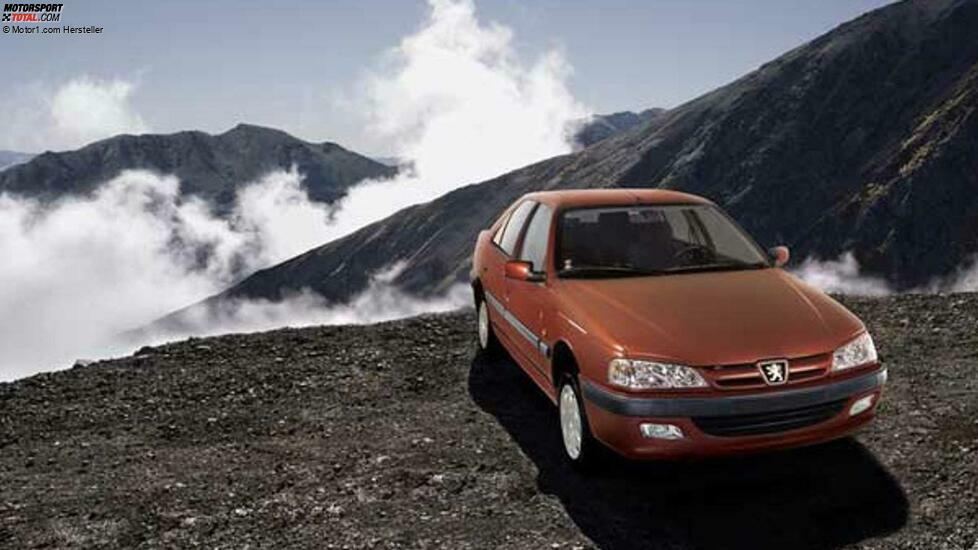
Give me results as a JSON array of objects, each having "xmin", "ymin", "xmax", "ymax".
[{"xmin": 468, "ymin": 352, "xmax": 908, "ymax": 550}]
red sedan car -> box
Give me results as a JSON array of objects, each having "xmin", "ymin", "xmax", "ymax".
[{"xmin": 470, "ymin": 189, "xmax": 885, "ymax": 467}]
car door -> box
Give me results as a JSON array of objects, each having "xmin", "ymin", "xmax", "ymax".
[
  {"xmin": 484, "ymin": 200, "xmax": 537, "ymax": 348},
  {"xmin": 505, "ymin": 203, "xmax": 554, "ymax": 375}
]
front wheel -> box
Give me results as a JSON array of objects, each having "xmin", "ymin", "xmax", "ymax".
[
  {"xmin": 476, "ymin": 298, "xmax": 500, "ymax": 355},
  {"xmin": 558, "ymin": 375, "xmax": 601, "ymax": 470}
]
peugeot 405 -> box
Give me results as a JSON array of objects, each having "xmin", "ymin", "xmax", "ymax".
[{"xmin": 470, "ymin": 189, "xmax": 885, "ymax": 467}]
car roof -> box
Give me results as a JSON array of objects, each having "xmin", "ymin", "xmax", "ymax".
[{"xmin": 521, "ymin": 188, "xmax": 713, "ymax": 209}]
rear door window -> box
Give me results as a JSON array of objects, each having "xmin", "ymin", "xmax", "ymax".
[{"xmin": 498, "ymin": 200, "xmax": 536, "ymax": 256}]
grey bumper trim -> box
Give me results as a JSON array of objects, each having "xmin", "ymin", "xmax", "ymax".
[{"xmin": 582, "ymin": 368, "xmax": 887, "ymax": 418}]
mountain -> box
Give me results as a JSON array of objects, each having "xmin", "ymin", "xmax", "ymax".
[
  {"xmin": 573, "ymin": 108, "xmax": 667, "ymax": 147},
  {"xmin": 0, "ymin": 124, "xmax": 396, "ymax": 213},
  {"xmin": 0, "ymin": 150, "xmax": 34, "ymax": 171},
  {"xmin": 192, "ymin": 0, "xmax": 977, "ymax": 312}
]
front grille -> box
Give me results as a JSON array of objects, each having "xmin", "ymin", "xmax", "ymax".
[
  {"xmin": 708, "ymin": 353, "xmax": 830, "ymax": 389},
  {"xmin": 692, "ymin": 399, "xmax": 847, "ymax": 437}
]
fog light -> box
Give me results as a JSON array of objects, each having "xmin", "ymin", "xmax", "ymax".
[
  {"xmin": 640, "ymin": 423, "xmax": 684, "ymax": 440},
  {"xmin": 849, "ymin": 394, "xmax": 875, "ymax": 416}
]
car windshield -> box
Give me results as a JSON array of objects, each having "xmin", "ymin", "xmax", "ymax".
[{"xmin": 556, "ymin": 204, "xmax": 769, "ymax": 278}]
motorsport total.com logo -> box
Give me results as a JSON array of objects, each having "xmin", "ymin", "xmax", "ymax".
[{"xmin": 2, "ymin": 3, "xmax": 63, "ymax": 23}]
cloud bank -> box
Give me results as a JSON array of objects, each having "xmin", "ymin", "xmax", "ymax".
[
  {"xmin": 0, "ymin": 169, "xmax": 326, "ymax": 379},
  {"xmin": 793, "ymin": 253, "xmax": 894, "ymax": 296},
  {"xmin": 0, "ymin": 168, "xmax": 473, "ymax": 380},
  {"xmin": 793, "ymin": 252, "xmax": 978, "ymax": 295},
  {"xmin": 143, "ymin": 263, "xmax": 470, "ymax": 343},
  {"xmin": 940, "ymin": 258, "xmax": 978, "ymax": 292}
]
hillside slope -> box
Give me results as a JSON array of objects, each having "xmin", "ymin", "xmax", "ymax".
[
  {"xmin": 2, "ymin": 293, "xmax": 977, "ymax": 548},
  {"xmin": 0, "ymin": 124, "xmax": 395, "ymax": 213},
  {"xmin": 209, "ymin": 0, "xmax": 978, "ymax": 309}
]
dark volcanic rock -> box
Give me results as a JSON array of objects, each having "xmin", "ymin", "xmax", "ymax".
[
  {"xmin": 1, "ymin": 293, "xmax": 977, "ymax": 548},
  {"xmin": 0, "ymin": 124, "xmax": 395, "ymax": 214},
  {"xmin": 208, "ymin": 0, "xmax": 978, "ymax": 309}
]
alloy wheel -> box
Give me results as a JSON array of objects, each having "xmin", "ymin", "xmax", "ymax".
[
  {"xmin": 559, "ymin": 383, "xmax": 583, "ymax": 460},
  {"xmin": 477, "ymin": 301, "xmax": 490, "ymax": 349}
]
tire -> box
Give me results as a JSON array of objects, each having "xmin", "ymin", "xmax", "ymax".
[
  {"xmin": 476, "ymin": 297, "xmax": 500, "ymax": 356},
  {"xmin": 558, "ymin": 374, "xmax": 601, "ymax": 471}
]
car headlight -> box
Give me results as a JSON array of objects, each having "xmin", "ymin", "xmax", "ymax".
[
  {"xmin": 608, "ymin": 358, "xmax": 707, "ymax": 390},
  {"xmin": 832, "ymin": 332, "xmax": 878, "ymax": 371}
]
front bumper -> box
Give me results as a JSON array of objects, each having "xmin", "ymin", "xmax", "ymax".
[{"xmin": 581, "ymin": 367, "xmax": 887, "ymax": 460}]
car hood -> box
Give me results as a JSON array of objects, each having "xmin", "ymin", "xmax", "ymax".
[{"xmin": 559, "ymin": 268, "xmax": 864, "ymax": 366}]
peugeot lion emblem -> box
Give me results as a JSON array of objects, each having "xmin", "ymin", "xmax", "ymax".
[{"xmin": 757, "ymin": 360, "xmax": 789, "ymax": 385}]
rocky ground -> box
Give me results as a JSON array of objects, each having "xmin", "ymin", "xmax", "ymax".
[{"xmin": 1, "ymin": 293, "xmax": 976, "ymax": 549}]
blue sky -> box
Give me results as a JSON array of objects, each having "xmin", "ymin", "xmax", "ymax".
[{"xmin": 3, "ymin": 0, "xmax": 894, "ymax": 154}]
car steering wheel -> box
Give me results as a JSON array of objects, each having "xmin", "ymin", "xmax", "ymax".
[{"xmin": 672, "ymin": 244, "xmax": 713, "ymax": 265}]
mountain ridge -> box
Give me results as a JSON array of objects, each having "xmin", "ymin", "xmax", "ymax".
[{"xmin": 0, "ymin": 124, "xmax": 397, "ymax": 214}]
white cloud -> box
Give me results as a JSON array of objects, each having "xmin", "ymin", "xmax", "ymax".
[
  {"xmin": 50, "ymin": 77, "xmax": 148, "ymax": 148},
  {"xmin": 232, "ymin": 170, "xmax": 338, "ymax": 266},
  {"xmin": 322, "ymin": 0, "xmax": 589, "ymax": 240},
  {"xmin": 0, "ymin": 76, "xmax": 148, "ymax": 152},
  {"xmin": 793, "ymin": 253, "xmax": 894, "ymax": 296}
]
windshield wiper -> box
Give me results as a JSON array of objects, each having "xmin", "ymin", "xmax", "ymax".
[
  {"xmin": 558, "ymin": 265, "xmax": 664, "ymax": 279},
  {"xmin": 662, "ymin": 261, "xmax": 769, "ymax": 274}
]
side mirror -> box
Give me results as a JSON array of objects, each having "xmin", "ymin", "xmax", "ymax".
[
  {"xmin": 769, "ymin": 246, "xmax": 790, "ymax": 268},
  {"xmin": 505, "ymin": 260, "xmax": 545, "ymax": 282}
]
